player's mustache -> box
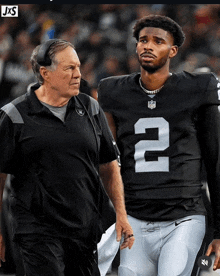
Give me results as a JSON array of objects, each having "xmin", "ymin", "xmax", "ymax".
[{"xmin": 140, "ymin": 52, "xmax": 157, "ymax": 58}]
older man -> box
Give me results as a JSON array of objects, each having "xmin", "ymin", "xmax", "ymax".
[{"xmin": 0, "ymin": 39, "xmax": 134, "ymax": 276}]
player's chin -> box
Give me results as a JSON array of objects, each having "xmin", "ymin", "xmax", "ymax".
[{"xmin": 141, "ymin": 63, "xmax": 159, "ymax": 73}]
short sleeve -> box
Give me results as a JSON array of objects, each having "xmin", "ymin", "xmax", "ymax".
[
  {"xmin": 98, "ymin": 107, "xmax": 120, "ymax": 165},
  {"xmin": 203, "ymin": 72, "xmax": 220, "ymax": 106},
  {"xmin": 0, "ymin": 109, "xmax": 16, "ymax": 174},
  {"xmin": 98, "ymin": 78, "xmax": 116, "ymax": 114}
]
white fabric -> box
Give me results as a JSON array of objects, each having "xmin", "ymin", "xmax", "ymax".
[{"xmin": 98, "ymin": 223, "xmax": 119, "ymax": 276}]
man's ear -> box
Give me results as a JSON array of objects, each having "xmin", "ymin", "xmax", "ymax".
[
  {"xmin": 169, "ymin": 45, "xmax": 178, "ymax": 58},
  {"xmin": 39, "ymin": 67, "xmax": 49, "ymax": 81}
]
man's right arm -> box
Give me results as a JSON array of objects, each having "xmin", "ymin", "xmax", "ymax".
[
  {"xmin": 0, "ymin": 107, "xmax": 18, "ymax": 266},
  {"xmin": 99, "ymin": 160, "xmax": 134, "ymax": 250}
]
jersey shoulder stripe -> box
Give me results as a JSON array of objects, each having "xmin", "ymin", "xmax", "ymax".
[
  {"xmin": 90, "ymin": 97, "xmax": 99, "ymax": 116},
  {"xmin": 1, "ymin": 103, "xmax": 24, "ymax": 124}
]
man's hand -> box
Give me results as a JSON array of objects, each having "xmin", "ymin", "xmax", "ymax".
[
  {"xmin": 99, "ymin": 161, "xmax": 135, "ymax": 249},
  {"xmin": 206, "ymin": 239, "xmax": 220, "ymax": 270},
  {"xmin": 0, "ymin": 234, "xmax": 5, "ymax": 267},
  {"xmin": 115, "ymin": 215, "xmax": 135, "ymax": 250}
]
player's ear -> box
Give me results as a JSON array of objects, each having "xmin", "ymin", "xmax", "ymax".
[{"xmin": 169, "ymin": 45, "xmax": 178, "ymax": 58}]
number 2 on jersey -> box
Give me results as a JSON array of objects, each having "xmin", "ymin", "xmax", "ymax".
[{"xmin": 134, "ymin": 118, "xmax": 169, "ymax": 172}]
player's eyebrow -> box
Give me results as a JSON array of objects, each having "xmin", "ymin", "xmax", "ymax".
[{"xmin": 139, "ymin": 34, "xmax": 166, "ymax": 42}]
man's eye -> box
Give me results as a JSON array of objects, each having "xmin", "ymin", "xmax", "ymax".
[{"xmin": 156, "ymin": 39, "xmax": 163, "ymax": 44}]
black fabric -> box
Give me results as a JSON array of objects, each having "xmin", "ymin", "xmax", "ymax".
[
  {"xmin": 15, "ymin": 234, "xmax": 100, "ymax": 276},
  {"xmin": 0, "ymin": 83, "xmax": 118, "ymax": 247}
]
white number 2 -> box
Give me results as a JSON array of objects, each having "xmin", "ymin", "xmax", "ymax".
[{"xmin": 134, "ymin": 118, "xmax": 169, "ymax": 172}]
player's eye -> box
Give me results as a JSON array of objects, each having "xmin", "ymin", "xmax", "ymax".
[
  {"xmin": 139, "ymin": 39, "xmax": 147, "ymax": 43},
  {"xmin": 155, "ymin": 38, "xmax": 164, "ymax": 44}
]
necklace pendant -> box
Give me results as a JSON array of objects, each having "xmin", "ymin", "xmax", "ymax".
[{"xmin": 148, "ymin": 100, "xmax": 156, "ymax": 109}]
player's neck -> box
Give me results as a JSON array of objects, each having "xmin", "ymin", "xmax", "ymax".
[{"xmin": 140, "ymin": 68, "xmax": 171, "ymax": 91}]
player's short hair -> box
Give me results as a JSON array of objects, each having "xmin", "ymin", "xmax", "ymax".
[{"xmin": 133, "ymin": 15, "xmax": 185, "ymax": 47}]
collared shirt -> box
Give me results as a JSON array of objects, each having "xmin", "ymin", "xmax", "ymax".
[{"xmin": 0, "ymin": 83, "xmax": 119, "ymax": 246}]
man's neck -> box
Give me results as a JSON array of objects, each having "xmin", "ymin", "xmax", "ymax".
[
  {"xmin": 35, "ymin": 85, "xmax": 70, "ymax": 107},
  {"xmin": 140, "ymin": 68, "xmax": 171, "ymax": 91}
]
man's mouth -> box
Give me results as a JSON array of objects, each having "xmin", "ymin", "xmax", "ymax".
[{"xmin": 140, "ymin": 52, "xmax": 156, "ymax": 59}]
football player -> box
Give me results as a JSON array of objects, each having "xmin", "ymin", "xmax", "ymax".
[{"xmin": 98, "ymin": 15, "xmax": 220, "ymax": 276}]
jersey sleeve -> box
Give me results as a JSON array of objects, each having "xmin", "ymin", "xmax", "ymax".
[
  {"xmin": 98, "ymin": 106, "xmax": 120, "ymax": 164},
  {"xmin": 198, "ymin": 73, "xmax": 220, "ymax": 238},
  {"xmin": 86, "ymin": 95, "xmax": 119, "ymax": 165},
  {"xmin": 0, "ymin": 109, "xmax": 16, "ymax": 174},
  {"xmin": 204, "ymin": 72, "xmax": 220, "ymax": 105},
  {"xmin": 98, "ymin": 78, "xmax": 116, "ymax": 114}
]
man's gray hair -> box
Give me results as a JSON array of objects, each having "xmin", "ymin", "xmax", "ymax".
[{"xmin": 30, "ymin": 39, "xmax": 75, "ymax": 85}]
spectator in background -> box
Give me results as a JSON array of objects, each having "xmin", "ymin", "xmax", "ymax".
[
  {"xmin": 0, "ymin": 21, "xmax": 13, "ymax": 61},
  {"xmin": 96, "ymin": 56, "xmax": 126, "ymax": 85},
  {"xmin": 2, "ymin": 4, "xmax": 220, "ymax": 94},
  {"xmin": 0, "ymin": 28, "xmax": 36, "ymax": 107}
]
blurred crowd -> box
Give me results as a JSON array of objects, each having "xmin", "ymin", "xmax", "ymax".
[{"xmin": 1, "ymin": 4, "xmax": 220, "ymax": 106}]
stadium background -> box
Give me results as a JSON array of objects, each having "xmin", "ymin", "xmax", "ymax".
[
  {"xmin": 1, "ymin": 4, "xmax": 220, "ymax": 105},
  {"xmin": 1, "ymin": 3, "xmax": 220, "ymax": 276}
]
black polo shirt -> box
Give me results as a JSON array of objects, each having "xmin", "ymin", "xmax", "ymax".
[{"xmin": 0, "ymin": 83, "xmax": 118, "ymax": 247}]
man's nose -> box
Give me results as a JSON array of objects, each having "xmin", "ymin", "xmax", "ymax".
[
  {"xmin": 144, "ymin": 41, "xmax": 154, "ymax": 50},
  {"xmin": 74, "ymin": 67, "xmax": 81, "ymax": 79}
]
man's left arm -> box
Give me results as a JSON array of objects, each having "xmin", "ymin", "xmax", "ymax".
[
  {"xmin": 198, "ymin": 95, "xmax": 220, "ymax": 270},
  {"xmin": 99, "ymin": 160, "xmax": 134, "ymax": 250}
]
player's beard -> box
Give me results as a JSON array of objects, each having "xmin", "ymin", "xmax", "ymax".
[{"xmin": 138, "ymin": 53, "xmax": 170, "ymax": 73}]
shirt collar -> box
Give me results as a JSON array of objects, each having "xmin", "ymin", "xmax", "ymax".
[{"xmin": 26, "ymin": 82, "xmax": 76, "ymax": 115}]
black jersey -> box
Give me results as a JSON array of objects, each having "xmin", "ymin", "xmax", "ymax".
[
  {"xmin": 98, "ymin": 71, "xmax": 220, "ymax": 238},
  {"xmin": 0, "ymin": 83, "xmax": 118, "ymax": 247}
]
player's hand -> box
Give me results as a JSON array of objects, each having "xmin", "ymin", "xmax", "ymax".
[
  {"xmin": 0, "ymin": 233, "xmax": 5, "ymax": 267},
  {"xmin": 115, "ymin": 215, "xmax": 135, "ymax": 250},
  {"xmin": 206, "ymin": 239, "xmax": 220, "ymax": 270}
]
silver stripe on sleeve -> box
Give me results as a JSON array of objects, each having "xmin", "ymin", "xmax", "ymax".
[{"xmin": 1, "ymin": 103, "xmax": 24, "ymax": 124}]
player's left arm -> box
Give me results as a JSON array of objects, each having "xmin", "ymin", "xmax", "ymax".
[
  {"xmin": 197, "ymin": 74, "xmax": 220, "ymax": 270},
  {"xmin": 202, "ymin": 107, "xmax": 220, "ymax": 270},
  {"xmin": 99, "ymin": 160, "xmax": 134, "ymax": 250}
]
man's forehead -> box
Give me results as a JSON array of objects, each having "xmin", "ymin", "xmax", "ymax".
[
  {"xmin": 55, "ymin": 47, "xmax": 80, "ymax": 65},
  {"xmin": 139, "ymin": 27, "xmax": 171, "ymax": 38}
]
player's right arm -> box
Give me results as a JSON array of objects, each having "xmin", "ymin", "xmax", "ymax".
[
  {"xmin": 104, "ymin": 112, "xmax": 117, "ymax": 141},
  {"xmin": 97, "ymin": 77, "xmax": 119, "ymax": 141}
]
